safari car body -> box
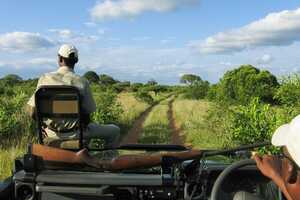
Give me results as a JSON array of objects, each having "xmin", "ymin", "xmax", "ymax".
[{"xmin": 0, "ymin": 144, "xmax": 282, "ymax": 200}]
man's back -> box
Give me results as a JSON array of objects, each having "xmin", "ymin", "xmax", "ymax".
[{"xmin": 27, "ymin": 66, "xmax": 96, "ymax": 136}]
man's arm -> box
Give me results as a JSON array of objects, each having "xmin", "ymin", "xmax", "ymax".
[
  {"xmin": 82, "ymin": 114, "xmax": 91, "ymax": 128},
  {"xmin": 253, "ymin": 154, "xmax": 295, "ymax": 200}
]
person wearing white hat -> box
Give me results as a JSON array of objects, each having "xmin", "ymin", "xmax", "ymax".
[
  {"xmin": 252, "ymin": 115, "xmax": 300, "ymax": 200},
  {"xmin": 26, "ymin": 44, "xmax": 120, "ymax": 149}
]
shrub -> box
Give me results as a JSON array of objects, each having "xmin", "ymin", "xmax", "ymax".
[
  {"xmin": 0, "ymin": 91, "xmax": 34, "ymax": 138},
  {"xmin": 206, "ymin": 84, "xmax": 218, "ymax": 101},
  {"xmin": 134, "ymin": 90, "xmax": 154, "ymax": 105},
  {"xmin": 183, "ymin": 80, "xmax": 210, "ymax": 100},
  {"xmin": 274, "ymin": 74, "xmax": 300, "ymax": 106},
  {"xmin": 92, "ymin": 89, "xmax": 123, "ymax": 124},
  {"xmin": 218, "ymin": 65, "xmax": 278, "ymax": 105},
  {"xmin": 83, "ymin": 71, "xmax": 99, "ymax": 83},
  {"xmin": 224, "ymin": 97, "xmax": 292, "ymax": 153},
  {"xmin": 226, "ymin": 98, "xmax": 276, "ymax": 145},
  {"xmin": 130, "ymin": 83, "xmax": 143, "ymax": 92}
]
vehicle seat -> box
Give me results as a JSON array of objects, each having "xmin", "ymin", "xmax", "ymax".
[{"xmin": 34, "ymin": 86, "xmax": 85, "ymax": 149}]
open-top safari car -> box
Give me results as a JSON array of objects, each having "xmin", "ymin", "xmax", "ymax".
[{"xmin": 0, "ymin": 86, "xmax": 284, "ymax": 200}]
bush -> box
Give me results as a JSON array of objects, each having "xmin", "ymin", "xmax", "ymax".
[
  {"xmin": 130, "ymin": 83, "xmax": 143, "ymax": 92},
  {"xmin": 0, "ymin": 91, "xmax": 34, "ymax": 139},
  {"xmin": 218, "ymin": 65, "xmax": 278, "ymax": 105},
  {"xmin": 183, "ymin": 80, "xmax": 210, "ymax": 100},
  {"xmin": 226, "ymin": 98, "xmax": 276, "ymax": 145},
  {"xmin": 92, "ymin": 89, "xmax": 123, "ymax": 124},
  {"xmin": 206, "ymin": 84, "xmax": 218, "ymax": 101},
  {"xmin": 224, "ymin": 97, "xmax": 294, "ymax": 153},
  {"xmin": 274, "ymin": 74, "xmax": 300, "ymax": 106},
  {"xmin": 83, "ymin": 71, "xmax": 99, "ymax": 83},
  {"xmin": 134, "ymin": 90, "xmax": 154, "ymax": 105}
]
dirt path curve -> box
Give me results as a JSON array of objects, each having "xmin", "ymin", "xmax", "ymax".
[
  {"xmin": 168, "ymin": 98, "xmax": 184, "ymax": 145},
  {"xmin": 120, "ymin": 105, "xmax": 155, "ymax": 144}
]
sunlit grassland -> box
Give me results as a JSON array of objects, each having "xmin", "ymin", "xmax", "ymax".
[
  {"xmin": 173, "ymin": 99, "xmax": 225, "ymax": 149},
  {"xmin": 117, "ymin": 92, "xmax": 150, "ymax": 126},
  {"xmin": 0, "ymin": 136, "xmax": 36, "ymax": 180},
  {"xmin": 139, "ymin": 99, "xmax": 171, "ymax": 144}
]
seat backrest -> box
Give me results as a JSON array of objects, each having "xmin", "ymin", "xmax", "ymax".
[{"xmin": 35, "ymin": 86, "xmax": 84, "ymax": 149}]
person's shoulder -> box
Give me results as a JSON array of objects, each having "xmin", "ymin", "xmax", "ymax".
[{"xmin": 73, "ymin": 73, "xmax": 90, "ymax": 85}]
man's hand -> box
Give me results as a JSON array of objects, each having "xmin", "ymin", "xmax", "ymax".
[
  {"xmin": 253, "ymin": 154, "xmax": 283, "ymax": 182},
  {"xmin": 253, "ymin": 154, "xmax": 294, "ymax": 200}
]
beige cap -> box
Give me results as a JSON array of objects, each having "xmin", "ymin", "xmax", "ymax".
[
  {"xmin": 272, "ymin": 114, "xmax": 300, "ymax": 167},
  {"xmin": 58, "ymin": 44, "xmax": 78, "ymax": 59}
]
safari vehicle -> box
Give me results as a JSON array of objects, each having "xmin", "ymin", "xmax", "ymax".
[{"xmin": 0, "ymin": 86, "xmax": 283, "ymax": 200}]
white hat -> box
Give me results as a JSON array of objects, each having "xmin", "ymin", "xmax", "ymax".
[
  {"xmin": 272, "ymin": 114, "xmax": 300, "ymax": 167},
  {"xmin": 58, "ymin": 44, "xmax": 78, "ymax": 59}
]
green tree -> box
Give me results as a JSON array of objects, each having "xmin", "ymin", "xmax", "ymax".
[
  {"xmin": 99, "ymin": 74, "xmax": 118, "ymax": 85},
  {"xmin": 183, "ymin": 80, "xmax": 210, "ymax": 99},
  {"xmin": 180, "ymin": 74, "xmax": 201, "ymax": 85},
  {"xmin": 147, "ymin": 79, "xmax": 157, "ymax": 86},
  {"xmin": 218, "ymin": 65, "xmax": 278, "ymax": 104},
  {"xmin": 113, "ymin": 81, "xmax": 131, "ymax": 92},
  {"xmin": 1, "ymin": 74, "xmax": 22, "ymax": 85},
  {"xmin": 130, "ymin": 83, "xmax": 144, "ymax": 92},
  {"xmin": 83, "ymin": 71, "xmax": 99, "ymax": 83}
]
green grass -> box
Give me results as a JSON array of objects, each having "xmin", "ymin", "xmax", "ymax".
[
  {"xmin": 0, "ymin": 135, "xmax": 35, "ymax": 180},
  {"xmin": 139, "ymin": 99, "xmax": 171, "ymax": 144},
  {"xmin": 118, "ymin": 92, "xmax": 150, "ymax": 126},
  {"xmin": 173, "ymin": 99, "xmax": 225, "ymax": 149}
]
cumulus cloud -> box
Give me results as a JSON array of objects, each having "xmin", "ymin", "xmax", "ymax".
[
  {"xmin": 132, "ymin": 36, "xmax": 151, "ymax": 41},
  {"xmin": 257, "ymin": 54, "xmax": 273, "ymax": 64},
  {"xmin": 49, "ymin": 29, "xmax": 99, "ymax": 43},
  {"xmin": 49, "ymin": 29, "xmax": 73, "ymax": 39},
  {"xmin": 0, "ymin": 32, "xmax": 55, "ymax": 52},
  {"xmin": 27, "ymin": 58, "xmax": 56, "ymax": 66},
  {"xmin": 191, "ymin": 7, "xmax": 300, "ymax": 54},
  {"xmin": 90, "ymin": 0, "xmax": 199, "ymax": 21},
  {"xmin": 84, "ymin": 22, "xmax": 97, "ymax": 27}
]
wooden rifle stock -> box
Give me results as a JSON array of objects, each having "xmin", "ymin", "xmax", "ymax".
[{"xmin": 31, "ymin": 144, "xmax": 202, "ymax": 170}]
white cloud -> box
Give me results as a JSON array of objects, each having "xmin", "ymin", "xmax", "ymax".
[
  {"xmin": 90, "ymin": 0, "xmax": 199, "ymax": 21},
  {"xmin": 84, "ymin": 22, "xmax": 97, "ymax": 27},
  {"xmin": 27, "ymin": 58, "xmax": 56, "ymax": 66},
  {"xmin": 191, "ymin": 7, "xmax": 300, "ymax": 54},
  {"xmin": 49, "ymin": 29, "xmax": 99, "ymax": 44},
  {"xmin": 219, "ymin": 61, "xmax": 232, "ymax": 66},
  {"xmin": 257, "ymin": 54, "xmax": 273, "ymax": 64},
  {"xmin": 0, "ymin": 32, "xmax": 55, "ymax": 52},
  {"xmin": 132, "ymin": 36, "xmax": 151, "ymax": 41},
  {"xmin": 0, "ymin": 57, "xmax": 56, "ymax": 71},
  {"xmin": 49, "ymin": 29, "xmax": 73, "ymax": 39},
  {"xmin": 98, "ymin": 28, "xmax": 109, "ymax": 35}
]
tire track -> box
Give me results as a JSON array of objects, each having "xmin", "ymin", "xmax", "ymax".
[
  {"xmin": 120, "ymin": 94, "xmax": 175, "ymax": 145},
  {"xmin": 120, "ymin": 105, "xmax": 155, "ymax": 144},
  {"xmin": 168, "ymin": 98, "xmax": 184, "ymax": 145}
]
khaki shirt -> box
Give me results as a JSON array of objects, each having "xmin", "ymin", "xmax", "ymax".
[{"xmin": 27, "ymin": 66, "xmax": 96, "ymax": 136}]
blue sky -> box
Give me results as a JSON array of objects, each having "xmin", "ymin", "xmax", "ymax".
[{"xmin": 1, "ymin": 0, "xmax": 300, "ymax": 84}]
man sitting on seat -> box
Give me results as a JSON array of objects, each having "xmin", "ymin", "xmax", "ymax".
[{"xmin": 26, "ymin": 44, "xmax": 120, "ymax": 148}]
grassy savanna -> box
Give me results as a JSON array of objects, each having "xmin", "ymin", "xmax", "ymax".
[
  {"xmin": 172, "ymin": 99, "xmax": 225, "ymax": 149},
  {"xmin": 117, "ymin": 92, "xmax": 150, "ymax": 133},
  {"xmin": 138, "ymin": 99, "xmax": 172, "ymax": 144}
]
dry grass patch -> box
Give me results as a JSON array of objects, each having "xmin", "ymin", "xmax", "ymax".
[
  {"xmin": 139, "ymin": 99, "xmax": 171, "ymax": 144},
  {"xmin": 173, "ymin": 99, "xmax": 224, "ymax": 149}
]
